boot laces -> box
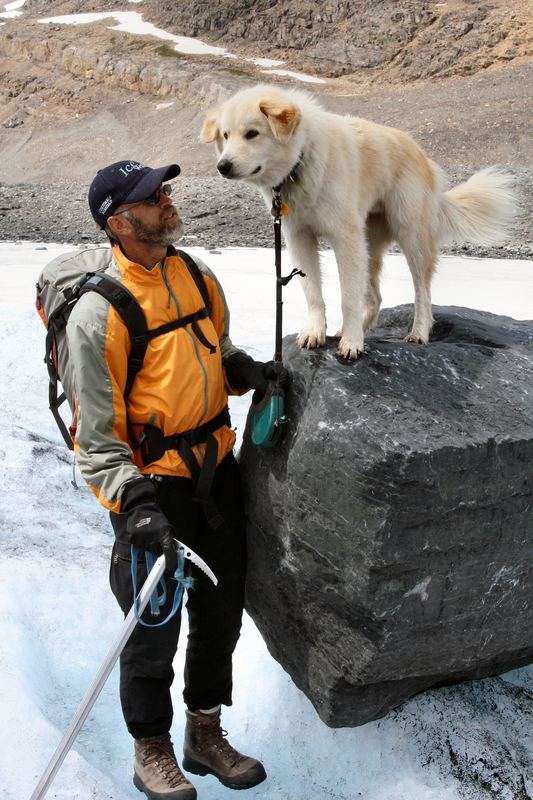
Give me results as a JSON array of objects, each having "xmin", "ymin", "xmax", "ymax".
[
  {"xmin": 204, "ymin": 720, "xmax": 246, "ymax": 768},
  {"xmin": 141, "ymin": 738, "xmax": 187, "ymax": 788}
]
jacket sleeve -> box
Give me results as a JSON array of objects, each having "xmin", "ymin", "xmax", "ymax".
[
  {"xmin": 66, "ymin": 294, "xmax": 142, "ymax": 512},
  {"xmin": 191, "ymin": 255, "xmax": 255, "ymax": 396}
]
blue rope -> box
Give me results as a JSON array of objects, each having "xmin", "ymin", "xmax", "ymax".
[{"xmin": 131, "ymin": 545, "xmax": 194, "ymax": 628}]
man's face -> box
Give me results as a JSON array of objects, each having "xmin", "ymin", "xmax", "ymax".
[{"xmin": 112, "ymin": 184, "xmax": 183, "ymax": 246}]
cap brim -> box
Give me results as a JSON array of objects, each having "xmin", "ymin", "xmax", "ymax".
[{"xmin": 123, "ymin": 164, "xmax": 181, "ymax": 204}]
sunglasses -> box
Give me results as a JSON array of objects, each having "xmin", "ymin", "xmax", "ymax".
[{"xmin": 115, "ymin": 183, "xmax": 172, "ymax": 215}]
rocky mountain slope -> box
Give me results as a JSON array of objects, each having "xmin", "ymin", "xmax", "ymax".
[
  {"xmin": 0, "ymin": 0, "xmax": 531, "ymax": 255},
  {"xmin": 149, "ymin": 0, "xmax": 533, "ymax": 82}
]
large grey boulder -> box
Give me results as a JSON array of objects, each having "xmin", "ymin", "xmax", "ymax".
[{"xmin": 240, "ymin": 306, "xmax": 533, "ymax": 728}]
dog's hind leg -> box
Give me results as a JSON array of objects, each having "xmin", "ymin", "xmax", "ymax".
[
  {"xmin": 363, "ymin": 213, "xmax": 393, "ymax": 331},
  {"xmin": 287, "ymin": 229, "xmax": 327, "ymax": 350},
  {"xmin": 398, "ymin": 228, "xmax": 438, "ymax": 344},
  {"xmin": 388, "ymin": 165, "xmax": 441, "ymax": 343},
  {"xmin": 364, "ymin": 253, "xmax": 383, "ymax": 332},
  {"xmin": 335, "ymin": 213, "xmax": 391, "ymax": 338},
  {"xmin": 330, "ymin": 222, "xmax": 368, "ymax": 360}
]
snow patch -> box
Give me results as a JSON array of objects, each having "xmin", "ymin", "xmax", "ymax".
[
  {"xmin": 39, "ymin": 12, "xmax": 235, "ymax": 58},
  {"xmin": 247, "ymin": 56, "xmax": 285, "ymax": 68},
  {"xmin": 0, "ymin": 0, "xmax": 26, "ymax": 18},
  {"xmin": 261, "ymin": 68, "xmax": 327, "ymax": 84},
  {"xmin": 4, "ymin": 0, "xmax": 26, "ymax": 9},
  {"xmin": 36, "ymin": 12, "xmax": 328, "ymax": 82}
]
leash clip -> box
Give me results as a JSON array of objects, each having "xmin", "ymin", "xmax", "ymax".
[
  {"xmin": 277, "ymin": 267, "xmax": 306, "ymax": 286},
  {"xmin": 271, "ymin": 189, "xmax": 288, "ymax": 218},
  {"xmin": 271, "ymin": 189, "xmax": 282, "ymax": 217}
]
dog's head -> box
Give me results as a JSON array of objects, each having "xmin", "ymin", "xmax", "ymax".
[{"xmin": 200, "ymin": 85, "xmax": 303, "ymax": 187}]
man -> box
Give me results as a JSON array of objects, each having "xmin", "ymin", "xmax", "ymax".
[{"xmin": 67, "ymin": 160, "xmax": 284, "ymax": 800}]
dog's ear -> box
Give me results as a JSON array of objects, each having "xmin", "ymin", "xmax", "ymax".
[
  {"xmin": 199, "ymin": 109, "xmax": 220, "ymax": 143},
  {"xmin": 259, "ymin": 99, "xmax": 301, "ymax": 142}
]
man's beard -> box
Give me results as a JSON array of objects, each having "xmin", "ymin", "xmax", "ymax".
[{"xmin": 126, "ymin": 210, "xmax": 183, "ymax": 246}]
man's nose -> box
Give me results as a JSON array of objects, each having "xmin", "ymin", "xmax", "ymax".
[
  {"xmin": 217, "ymin": 159, "xmax": 233, "ymax": 177},
  {"xmin": 159, "ymin": 191, "xmax": 173, "ymax": 207}
]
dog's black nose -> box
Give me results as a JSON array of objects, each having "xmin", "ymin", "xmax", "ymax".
[{"xmin": 217, "ymin": 159, "xmax": 233, "ymax": 177}]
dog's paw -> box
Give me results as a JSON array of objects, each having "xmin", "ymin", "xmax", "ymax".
[
  {"xmin": 404, "ymin": 333, "xmax": 428, "ymax": 344},
  {"xmin": 333, "ymin": 329, "xmax": 343, "ymax": 339},
  {"xmin": 337, "ymin": 335, "xmax": 364, "ymax": 361},
  {"xmin": 297, "ymin": 327, "xmax": 326, "ymax": 350}
]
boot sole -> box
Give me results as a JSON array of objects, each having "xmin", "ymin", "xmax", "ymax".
[
  {"xmin": 133, "ymin": 771, "xmax": 197, "ymax": 800},
  {"xmin": 182, "ymin": 756, "xmax": 267, "ymax": 790}
]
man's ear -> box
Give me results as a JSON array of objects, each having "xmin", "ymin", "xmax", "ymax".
[
  {"xmin": 200, "ymin": 109, "xmax": 221, "ymax": 143},
  {"xmin": 106, "ymin": 214, "xmax": 129, "ymax": 240},
  {"xmin": 259, "ymin": 99, "xmax": 301, "ymax": 142}
]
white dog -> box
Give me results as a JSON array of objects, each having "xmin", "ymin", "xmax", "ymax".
[{"xmin": 200, "ymin": 84, "xmax": 516, "ymax": 359}]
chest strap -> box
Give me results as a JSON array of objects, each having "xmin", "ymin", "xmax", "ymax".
[
  {"xmin": 136, "ymin": 308, "xmax": 217, "ymax": 356},
  {"xmin": 81, "ymin": 272, "xmax": 217, "ymax": 402},
  {"xmin": 139, "ymin": 407, "xmax": 231, "ymax": 529}
]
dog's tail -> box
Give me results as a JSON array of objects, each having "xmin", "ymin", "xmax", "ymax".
[{"xmin": 439, "ymin": 167, "xmax": 516, "ymax": 245}]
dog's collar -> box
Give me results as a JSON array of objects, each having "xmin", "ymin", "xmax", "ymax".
[{"xmin": 272, "ymin": 152, "xmax": 303, "ymax": 194}]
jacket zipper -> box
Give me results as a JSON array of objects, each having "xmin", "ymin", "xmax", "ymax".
[{"xmin": 160, "ymin": 258, "xmax": 209, "ymax": 421}]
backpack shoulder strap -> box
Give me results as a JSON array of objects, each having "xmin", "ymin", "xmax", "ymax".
[
  {"xmin": 78, "ymin": 274, "xmax": 147, "ymax": 401},
  {"xmin": 77, "ymin": 256, "xmax": 215, "ymax": 413},
  {"xmin": 176, "ymin": 249, "xmax": 211, "ymax": 314}
]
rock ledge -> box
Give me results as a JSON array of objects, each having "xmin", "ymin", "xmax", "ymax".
[{"xmin": 241, "ymin": 306, "xmax": 533, "ymax": 727}]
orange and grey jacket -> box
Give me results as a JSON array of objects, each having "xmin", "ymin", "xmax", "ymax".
[{"xmin": 66, "ymin": 245, "xmax": 245, "ymax": 513}]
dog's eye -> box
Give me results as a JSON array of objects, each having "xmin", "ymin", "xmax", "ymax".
[
  {"xmin": 245, "ymin": 130, "xmax": 259, "ymax": 140},
  {"xmin": 223, "ymin": 132, "xmax": 228, "ymax": 140}
]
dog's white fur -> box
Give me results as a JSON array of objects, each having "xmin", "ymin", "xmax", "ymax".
[{"xmin": 200, "ymin": 85, "xmax": 516, "ymax": 359}]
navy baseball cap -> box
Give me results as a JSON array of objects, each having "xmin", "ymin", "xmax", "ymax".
[{"xmin": 88, "ymin": 160, "xmax": 181, "ymax": 228}]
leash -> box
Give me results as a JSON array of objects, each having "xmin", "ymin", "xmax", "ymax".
[
  {"xmin": 271, "ymin": 188, "xmax": 304, "ymax": 360},
  {"xmin": 250, "ymin": 186, "xmax": 304, "ymax": 448}
]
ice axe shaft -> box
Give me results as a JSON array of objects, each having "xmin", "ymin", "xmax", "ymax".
[{"xmin": 30, "ymin": 553, "xmax": 168, "ymax": 800}]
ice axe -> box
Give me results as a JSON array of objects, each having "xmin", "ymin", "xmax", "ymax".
[
  {"xmin": 30, "ymin": 541, "xmax": 217, "ymax": 800},
  {"xmin": 250, "ymin": 187, "xmax": 304, "ymax": 448}
]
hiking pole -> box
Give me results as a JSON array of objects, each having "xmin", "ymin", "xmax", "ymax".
[
  {"xmin": 251, "ymin": 188, "xmax": 304, "ymax": 448},
  {"xmin": 30, "ymin": 543, "xmax": 217, "ymax": 800}
]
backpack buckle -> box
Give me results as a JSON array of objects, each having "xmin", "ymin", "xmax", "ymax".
[{"xmin": 139, "ymin": 424, "xmax": 167, "ymax": 466}]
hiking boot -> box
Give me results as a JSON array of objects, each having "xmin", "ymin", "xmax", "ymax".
[
  {"xmin": 134, "ymin": 733, "xmax": 197, "ymax": 800},
  {"xmin": 182, "ymin": 708, "xmax": 266, "ymax": 790}
]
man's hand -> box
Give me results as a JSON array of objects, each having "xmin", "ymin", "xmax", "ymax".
[
  {"xmin": 261, "ymin": 360, "xmax": 289, "ymax": 385},
  {"xmin": 225, "ymin": 352, "xmax": 289, "ymax": 400},
  {"xmin": 121, "ymin": 477, "xmax": 177, "ymax": 573}
]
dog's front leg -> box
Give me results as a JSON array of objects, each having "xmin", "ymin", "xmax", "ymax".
[
  {"xmin": 330, "ymin": 225, "xmax": 367, "ymax": 360},
  {"xmin": 286, "ymin": 229, "xmax": 327, "ymax": 350}
]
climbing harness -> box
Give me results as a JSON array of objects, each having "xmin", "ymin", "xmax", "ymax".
[{"xmin": 139, "ymin": 406, "xmax": 231, "ymax": 529}]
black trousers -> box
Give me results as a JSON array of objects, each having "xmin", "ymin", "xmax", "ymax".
[{"xmin": 109, "ymin": 453, "xmax": 247, "ymax": 740}]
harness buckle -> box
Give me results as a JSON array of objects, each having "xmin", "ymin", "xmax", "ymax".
[{"xmin": 139, "ymin": 424, "xmax": 167, "ymax": 466}]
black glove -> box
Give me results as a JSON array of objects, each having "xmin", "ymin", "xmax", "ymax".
[
  {"xmin": 261, "ymin": 360, "xmax": 289, "ymax": 385},
  {"xmin": 225, "ymin": 352, "xmax": 289, "ymax": 400},
  {"xmin": 120, "ymin": 477, "xmax": 177, "ymax": 573}
]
